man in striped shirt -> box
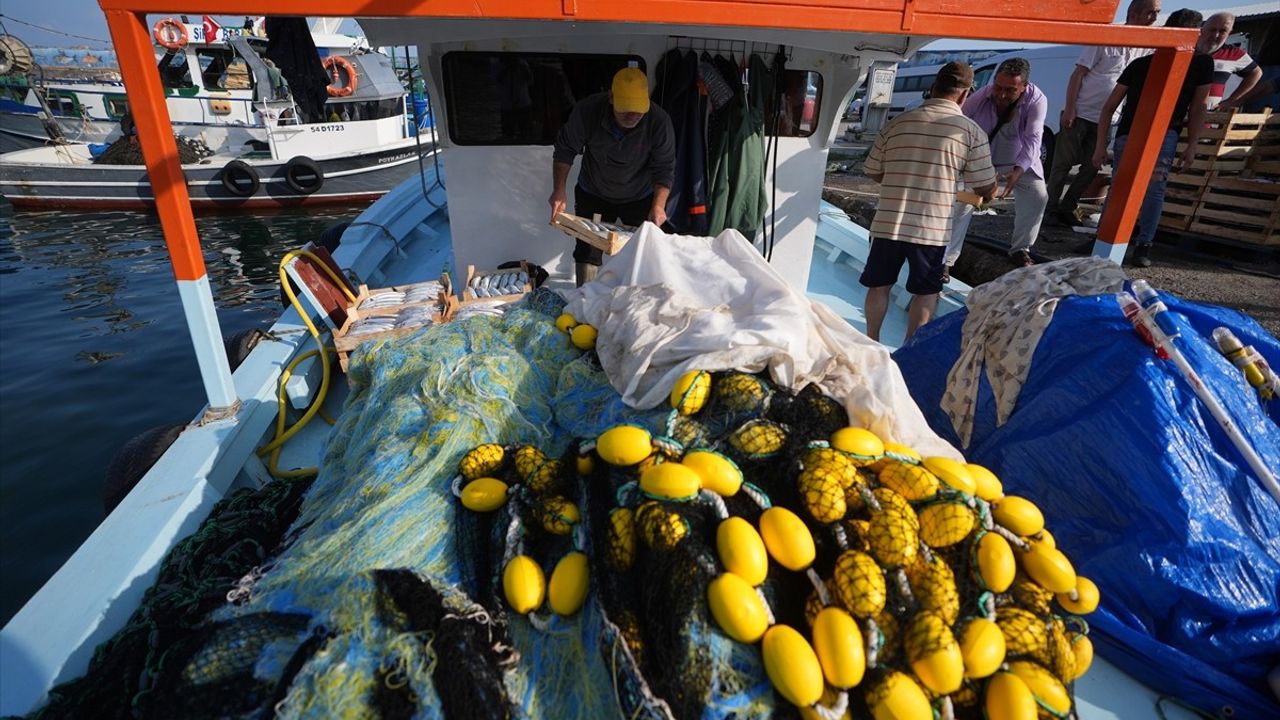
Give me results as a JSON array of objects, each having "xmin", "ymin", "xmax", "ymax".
[
  {"xmin": 1197, "ymin": 13, "xmax": 1262, "ymax": 110},
  {"xmin": 861, "ymin": 62, "xmax": 997, "ymax": 343}
]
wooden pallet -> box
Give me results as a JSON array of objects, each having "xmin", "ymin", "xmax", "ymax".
[
  {"xmin": 1187, "ymin": 176, "xmax": 1280, "ymax": 245},
  {"xmin": 1177, "ymin": 109, "xmax": 1272, "ymax": 175},
  {"xmin": 552, "ymin": 212, "xmax": 632, "ymax": 255},
  {"xmin": 1246, "ymin": 113, "xmax": 1280, "ymax": 178},
  {"xmin": 1161, "ymin": 110, "xmax": 1278, "ymax": 242}
]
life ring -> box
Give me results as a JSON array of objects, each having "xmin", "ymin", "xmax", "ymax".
[
  {"xmin": 221, "ymin": 159, "xmax": 260, "ymax": 197},
  {"xmin": 152, "ymin": 18, "xmax": 189, "ymax": 51},
  {"xmin": 323, "ymin": 56, "xmax": 358, "ymax": 97},
  {"xmin": 283, "ymin": 156, "xmax": 324, "ymax": 194}
]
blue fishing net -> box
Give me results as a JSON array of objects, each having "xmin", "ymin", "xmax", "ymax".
[{"xmin": 892, "ymin": 290, "xmax": 1280, "ymax": 719}]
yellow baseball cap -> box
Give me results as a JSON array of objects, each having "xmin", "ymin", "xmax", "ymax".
[{"xmin": 611, "ymin": 68, "xmax": 651, "ymax": 114}]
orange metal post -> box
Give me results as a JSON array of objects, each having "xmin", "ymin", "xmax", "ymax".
[
  {"xmin": 1094, "ymin": 47, "xmax": 1192, "ymax": 259},
  {"xmin": 105, "ymin": 9, "xmax": 239, "ymax": 413},
  {"xmin": 104, "ymin": 10, "xmax": 205, "ymax": 283}
]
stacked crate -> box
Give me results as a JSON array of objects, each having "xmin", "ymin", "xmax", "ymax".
[{"xmin": 1160, "ymin": 109, "xmax": 1279, "ymax": 245}]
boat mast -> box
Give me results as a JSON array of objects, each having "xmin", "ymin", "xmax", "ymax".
[{"xmin": 105, "ymin": 9, "xmax": 239, "ymax": 420}]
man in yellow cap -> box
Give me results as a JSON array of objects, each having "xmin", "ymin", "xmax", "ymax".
[{"xmin": 550, "ymin": 66, "xmax": 676, "ymax": 285}]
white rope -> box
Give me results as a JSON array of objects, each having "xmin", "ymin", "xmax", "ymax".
[
  {"xmin": 806, "ymin": 567, "xmax": 832, "ymax": 607},
  {"xmin": 810, "ymin": 690, "xmax": 849, "ymax": 720},
  {"xmin": 756, "ymin": 587, "xmax": 776, "ymax": 626}
]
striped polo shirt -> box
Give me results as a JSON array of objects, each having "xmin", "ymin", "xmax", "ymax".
[
  {"xmin": 1209, "ymin": 45, "xmax": 1258, "ymax": 108},
  {"xmin": 864, "ymin": 99, "xmax": 996, "ymax": 247}
]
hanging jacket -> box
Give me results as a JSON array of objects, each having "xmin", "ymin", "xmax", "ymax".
[
  {"xmin": 712, "ymin": 53, "xmax": 769, "ymax": 238},
  {"xmin": 654, "ymin": 48, "xmax": 709, "ymax": 235}
]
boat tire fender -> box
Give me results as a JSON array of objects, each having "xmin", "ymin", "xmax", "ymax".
[
  {"xmin": 103, "ymin": 423, "xmax": 187, "ymax": 514},
  {"xmin": 284, "ymin": 156, "xmax": 324, "ymax": 195},
  {"xmin": 153, "ymin": 18, "xmax": 189, "ymax": 51},
  {"xmin": 224, "ymin": 328, "xmax": 271, "ymax": 372},
  {"xmin": 221, "ymin": 159, "xmax": 260, "ymax": 197}
]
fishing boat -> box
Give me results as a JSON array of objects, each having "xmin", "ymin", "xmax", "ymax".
[
  {"xmin": 0, "ymin": 18, "xmax": 376, "ymax": 153},
  {"xmin": 4, "ymin": 2, "xmax": 1275, "ymax": 719}
]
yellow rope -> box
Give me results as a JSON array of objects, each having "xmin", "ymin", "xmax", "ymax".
[{"xmin": 257, "ymin": 249, "xmax": 357, "ymax": 478}]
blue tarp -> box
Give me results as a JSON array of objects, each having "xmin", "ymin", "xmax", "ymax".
[{"xmin": 893, "ymin": 289, "xmax": 1280, "ymax": 718}]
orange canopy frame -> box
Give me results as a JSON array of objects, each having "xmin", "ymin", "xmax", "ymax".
[{"xmin": 98, "ymin": 0, "xmax": 1196, "ymax": 408}]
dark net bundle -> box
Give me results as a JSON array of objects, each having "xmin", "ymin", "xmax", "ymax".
[
  {"xmin": 767, "ymin": 382, "xmax": 849, "ymax": 444},
  {"xmin": 142, "ymin": 612, "xmax": 319, "ymax": 719},
  {"xmin": 92, "ymin": 134, "xmax": 213, "ymax": 165},
  {"xmin": 373, "ymin": 569, "xmax": 515, "ymax": 720},
  {"xmin": 29, "ymin": 475, "xmax": 314, "ymax": 720},
  {"xmin": 630, "ymin": 499, "xmax": 720, "ymax": 719}
]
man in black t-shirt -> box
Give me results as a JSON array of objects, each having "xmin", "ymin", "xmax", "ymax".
[{"xmin": 1091, "ymin": 8, "xmax": 1213, "ymax": 267}]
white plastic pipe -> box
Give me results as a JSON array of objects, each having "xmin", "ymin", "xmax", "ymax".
[{"xmin": 1121, "ymin": 283, "xmax": 1280, "ymax": 506}]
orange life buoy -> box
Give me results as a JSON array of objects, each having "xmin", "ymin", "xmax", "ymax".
[
  {"xmin": 152, "ymin": 18, "xmax": 189, "ymax": 51},
  {"xmin": 323, "ymin": 56, "xmax": 358, "ymax": 97}
]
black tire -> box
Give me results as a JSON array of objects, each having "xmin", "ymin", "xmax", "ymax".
[
  {"xmin": 284, "ymin": 156, "xmax": 324, "ymax": 194},
  {"xmin": 221, "ymin": 159, "xmax": 260, "ymax": 197},
  {"xmin": 223, "ymin": 328, "xmax": 270, "ymax": 372},
  {"xmin": 317, "ymin": 220, "xmax": 350, "ymax": 253},
  {"xmin": 103, "ymin": 423, "xmax": 187, "ymax": 514}
]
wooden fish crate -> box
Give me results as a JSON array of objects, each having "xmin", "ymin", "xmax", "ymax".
[
  {"xmin": 453, "ymin": 262, "xmax": 534, "ymax": 305},
  {"xmin": 552, "ymin": 212, "xmax": 632, "ymax": 255},
  {"xmin": 332, "ymin": 279, "xmax": 449, "ymax": 371}
]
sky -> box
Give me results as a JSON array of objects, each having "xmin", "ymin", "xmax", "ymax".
[{"xmin": 0, "ymin": 0, "xmax": 1260, "ymax": 49}]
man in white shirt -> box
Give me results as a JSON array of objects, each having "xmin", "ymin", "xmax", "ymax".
[{"xmin": 1045, "ymin": 0, "xmax": 1160, "ymax": 227}]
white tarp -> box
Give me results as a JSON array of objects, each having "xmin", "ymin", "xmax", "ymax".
[{"xmin": 561, "ymin": 223, "xmax": 961, "ymax": 459}]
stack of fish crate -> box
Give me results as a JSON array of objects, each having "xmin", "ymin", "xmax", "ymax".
[{"xmin": 1160, "ymin": 109, "xmax": 1278, "ymax": 245}]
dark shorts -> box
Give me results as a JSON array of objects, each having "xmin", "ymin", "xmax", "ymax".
[
  {"xmin": 858, "ymin": 237, "xmax": 946, "ymax": 295},
  {"xmin": 572, "ymin": 186, "xmax": 652, "ymax": 265}
]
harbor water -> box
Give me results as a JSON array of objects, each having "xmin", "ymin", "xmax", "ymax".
[{"xmin": 0, "ymin": 200, "xmax": 364, "ymax": 624}]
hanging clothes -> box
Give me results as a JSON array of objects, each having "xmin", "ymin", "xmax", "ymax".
[
  {"xmin": 263, "ymin": 17, "xmax": 331, "ymax": 123},
  {"xmin": 710, "ymin": 53, "xmax": 771, "ymax": 239},
  {"xmin": 654, "ymin": 48, "xmax": 710, "ymax": 235}
]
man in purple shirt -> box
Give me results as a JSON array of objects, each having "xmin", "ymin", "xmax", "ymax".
[{"xmin": 944, "ymin": 57, "xmax": 1049, "ymax": 270}]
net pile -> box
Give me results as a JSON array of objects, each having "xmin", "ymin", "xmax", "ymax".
[{"xmin": 31, "ymin": 288, "xmax": 1098, "ymax": 719}]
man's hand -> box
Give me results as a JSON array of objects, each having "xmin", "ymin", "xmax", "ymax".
[
  {"xmin": 997, "ymin": 167, "xmax": 1024, "ymax": 199},
  {"xmin": 548, "ymin": 189, "xmax": 567, "ymax": 223},
  {"xmin": 648, "ymin": 204, "xmax": 668, "ymax": 228},
  {"xmin": 1173, "ymin": 146, "xmax": 1195, "ymax": 173},
  {"xmin": 1216, "ymin": 98, "xmax": 1239, "ymax": 111},
  {"xmin": 1090, "ymin": 146, "xmax": 1107, "ymax": 170},
  {"xmin": 1060, "ymin": 109, "xmax": 1074, "ymax": 130}
]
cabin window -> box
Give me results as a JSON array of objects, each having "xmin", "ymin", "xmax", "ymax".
[
  {"xmin": 442, "ymin": 52, "xmax": 645, "ymax": 145},
  {"xmin": 158, "ymin": 51, "xmax": 194, "ymax": 89},
  {"xmin": 324, "ymin": 98, "xmax": 405, "ymax": 122},
  {"xmin": 44, "ymin": 90, "xmax": 81, "ymax": 116},
  {"xmin": 105, "ymin": 95, "xmax": 130, "ymax": 119},
  {"xmin": 776, "ymin": 70, "xmax": 823, "ymax": 137},
  {"xmin": 197, "ymin": 48, "xmax": 238, "ymax": 90}
]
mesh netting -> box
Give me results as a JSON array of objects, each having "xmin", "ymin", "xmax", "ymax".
[
  {"xmin": 31, "ymin": 476, "xmax": 314, "ymax": 720},
  {"xmin": 29, "ymin": 289, "xmax": 1086, "ymax": 720}
]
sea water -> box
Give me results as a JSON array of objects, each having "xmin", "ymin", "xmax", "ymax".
[{"xmin": 0, "ymin": 200, "xmax": 363, "ymax": 624}]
